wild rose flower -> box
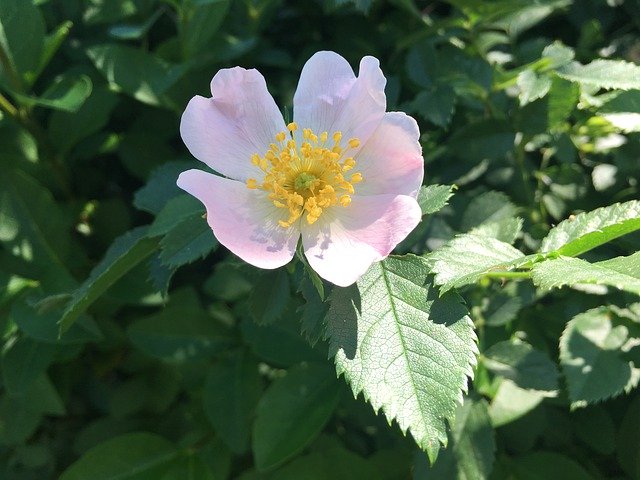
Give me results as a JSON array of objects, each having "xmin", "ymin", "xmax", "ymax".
[{"xmin": 177, "ymin": 51, "xmax": 424, "ymax": 287}]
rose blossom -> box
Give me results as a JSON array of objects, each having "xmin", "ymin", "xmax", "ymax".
[{"xmin": 177, "ymin": 51, "xmax": 424, "ymax": 287}]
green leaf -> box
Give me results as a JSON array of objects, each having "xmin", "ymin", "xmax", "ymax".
[
  {"xmin": 134, "ymin": 161, "xmax": 195, "ymax": 215},
  {"xmin": 1, "ymin": 336, "xmax": 56, "ymax": 395},
  {"xmin": 11, "ymin": 295, "xmax": 102, "ymax": 344},
  {"xmin": 180, "ymin": 0, "xmax": 230, "ymax": 58},
  {"xmin": 86, "ymin": 44, "xmax": 187, "ymax": 107},
  {"xmin": 488, "ymin": 379, "xmax": 545, "ymax": 427},
  {"xmin": 264, "ymin": 442, "xmax": 382, "ymax": 480},
  {"xmin": 411, "ymin": 86, "xmax": 456, "ymax": 128},
  {"xmin": 10, "ymin": 74, "xmax": 92, "ymax": 112},
  {"xmin": 531, "ymin": 253, "xmax": 640, "ymax": 296},
  {"xmin": 148, "ymin": 194, "xmax": 204, "ymax": 237},
  {"xmin": 59, "ymin": 432, "xmax": 179, "ymax": 480},
  {"xmin": 249, "ymin": 269, "xmax": 290, "ymax": 325},
  {"xmin": 482, "ymin": 340, "xmax": 559, "ymax": 394},
  {"xmin": 0, "ymin": 0, "xmax": 45, "ymax": 78},
  {"xmin": 416, "ymin": 184, "xmax": 455, "ymax": 216},
  {"xmin": 460, "ymin": 190, "xmax": 522, "ymax": 243},
  {"xmin": 0, "ymin": 169, "xmax": 76, "ymax": 291},
  {"xmin": 617, "ymin": 396, "xmax": 640, "ymax": 479},
  {"xmin": 572, "ymin": 406, "xmax": 616, "ymax": 455},
  {"xmin": 557, "ymin": 59, "xmax": 640, "ymax": 90},
  {"xmin": 547, "ymin": 75, "xmax": 579, "ymax": 129},
  {"xmin": 559, "ymin": 306, "xmax": 640, "ymax": 409},
  {"xmin": 414, "ymin": 397, "xmax": 495, "ymax": 480},
  {"xmin": 326, "ymin": 255, "xmax": 477, "ymax": 462},
  {"xmin": 203, "ymin": 351, "xmax": 262, "ymax": 453},
  {"xmin": 161, "ymin": 456, "xmax": 216, "ymax": 480},
  {"xmin": 253, "ymin": 362, "xmax": 342, "ymax": 471},
  {"xmin": 48, "ymin": 85, "xmax": 119, "ymax": 153},
  {"xmin": 158, "ymin": 215, "xmax": 218, "ymax": 268},
  {"xmin": 299, "ymin": 275, "xmax": 329, "ymax": 346},
  {"xmin": 127, "ymin": 306, "xmax": 233, "ymax": 363},
  {"xmin": 59, "ymin": 227, "xmax": 160, "ymax": 334},
  {"xmin": 517, "ymin": 70, "xmax": 551, "ymax": 106},
  {"xmin": 428, "ymin": 234, "xmax": 526, "ymax": 292},
  {"xmin": 508, "ymin": 451, "xmax": 594, "ymax": 480},
  {"xmin": 540, "ymin": 200, "xmax": 640, "ymax": 256}
]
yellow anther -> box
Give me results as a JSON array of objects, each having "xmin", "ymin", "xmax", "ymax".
[
  {"xmin": 343, "ymin": 158, "xmax": 355, "ymax": 171},
  {"xmin": 246, "ymin": 126, "xmax": 363, "ymax": 228}
]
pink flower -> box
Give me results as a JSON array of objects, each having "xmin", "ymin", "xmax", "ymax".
[{"xmin": 177, "ymin": 51, "xmax": 424, "ymax": 287}]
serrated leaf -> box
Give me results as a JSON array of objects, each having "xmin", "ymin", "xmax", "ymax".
[
  {"xmin": 325, "ymin": 255, "xmax": 477, "ymax": 462},
  {"xmin": 417, "ymin": 184, "xmax": 455, "ymax": 216},
  {"xmin": 540, "ymin": 200, "xmax": 640, "ymax": 256},
  {"xmin": 59, "ymin": 227, "xmax": 160, "ymax": 333},
  {"xmin": 253, "ymin": 362, "xmax": 341, "ymax": 471},
  {"xmin": 203, "ymin": 351, "xmax": 261, "ymax": 453},
  {"xmin": 547, "ymin": 75, "xmax": 579, "ymax": 129},
  {"xmin": 483, "ymin": 340, "xmax": 559, "ymax": 394},
  {"xmin": 299, "ymin": 275, "xmax": 329, "ymax": 346},
  {"xmin": 134, "ymin": 161, "xmax": 197, "ymax": 215},
  {"xmin": 460, "ymin": 191, "xmax": 522, "ymax": 243},
  {"xmin": 158, "ymin": 215, "xmax": 218, "ymax": 268},
  {"xmin": 148, "ymin": 194, "xmax": 204, "ymax": 237},
  {"xmin": 531, "ymin": 253, "xmax": 640, "ymax": 296},
  {"xmin": 414, "ymin": 397, "xmax": 495, "ymax": 480},
  {"xmin": 59, "ymin": 432, "xmax": 179, "ymax": 480},
  {"xmin": 428, "ymin": 234, "xmax": 526, "ymax": 292},
  {"xmin": 559, "ymin": 307, "xmax": 640, "ymax": 409},
  {"xmin": 557, "ymin": 59, "xmax": 640, "ymax": 90}
]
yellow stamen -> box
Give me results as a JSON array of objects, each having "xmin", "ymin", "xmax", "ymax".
[{"xmin": 247, "ymin": 127, "xmax": 363, "ymax": 227}]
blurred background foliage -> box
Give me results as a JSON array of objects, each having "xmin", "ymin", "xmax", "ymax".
[{"xmin": 1, "ymin": 0, "xmax": 640, "ymax": 478}]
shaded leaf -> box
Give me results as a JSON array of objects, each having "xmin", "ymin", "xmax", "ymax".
[
  {"xmin": 253, "ymin": 362, "xmax": 341, "ymax": 471},
  {"xmin": 559, "ymin": 307, "xmax": 640, "ymax": 408},
  {"xmin": 417, "ymin": 184, "xmax": 455, "ymax": 216},
  {"xmin": 59, "ymin": 227, "xmax": 160, "ymax": 333},
  {"xmin": 158, "ymin": 215, "xmax": 218, "ymax": 268},
  {"xmin": 326, "ymin": 255, "xmax": 477, "ymax": 462}
]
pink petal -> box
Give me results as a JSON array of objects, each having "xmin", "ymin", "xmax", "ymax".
[
  {"xmin": 177, "ymin": 169, "xmax": 299, "ymax": 269},
  {"xmin": 180, "ymin": 68, "xmax": 286, "ymax": 182},
  {"xmin": 293, "ymin": 52, "xmax": 386, "ymax": 149},
  {"xmin": 301, "ymin": 195, "xmax": 421, "ymax": 287},
  {"xmin": 355, "ymin": 112, "xmax": 424, "ymax": 198}
]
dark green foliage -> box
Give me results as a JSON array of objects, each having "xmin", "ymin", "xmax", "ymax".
[{"xmin": 1, "ymin": 0, "xmax": 639, "ymax": 478}]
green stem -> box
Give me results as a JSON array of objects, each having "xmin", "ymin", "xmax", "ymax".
[
  {"xmin": 0, "ymin": 91, "xmax": 18, "ymax": 117},
  {"xmin": 0, "ymin": 43, "xmax": 24, "ymax": 93}
]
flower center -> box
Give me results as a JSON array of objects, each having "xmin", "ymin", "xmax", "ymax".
[{"xmin": 246, "ymin": 122, "xmax": 363, "ymax": 228}]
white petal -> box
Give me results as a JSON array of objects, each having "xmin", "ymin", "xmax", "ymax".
[
  {"xmin": 177, "ymin": 169, "xmax": 299, "ymax": 269},
  {"xmin": 355, "ymin": 112, "xmax": 424, "ymax": 198},
  {"xmin": 301, "ymin": 194, "xmax": 421, "ymax": 286},
  {"xmin": 180, "ymin": 67, "xmax": 286, "ymax": 182},
  {"xmin": 293, "ymin": 52, "xmax": 386, "ymax": 148}
]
